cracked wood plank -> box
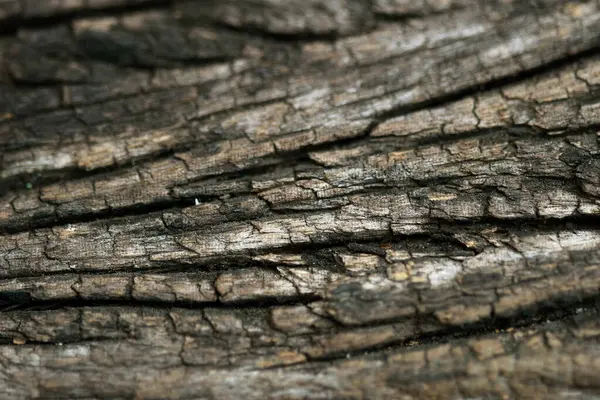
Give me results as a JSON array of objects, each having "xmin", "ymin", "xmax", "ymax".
[{"xmin": 1, "ymin": 0, "xmax": 600, "ymax": 399}]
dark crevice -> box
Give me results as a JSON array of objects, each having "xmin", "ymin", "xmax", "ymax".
[
  {"xmin": 373, "ymin": 12, "xmax": 427, "ymax": 23},
  {"xmin": 303, "ymin": 296, "xmax": 600, "ymax": 363},
  {"xmin": 2, "ymin": 175, "xmax": 599, "ymax": 236},
  {"xmin": 198, "ymin": 20, "xmax": 346, "ymax": 44},
  {"xmin": 0, "ymin": 293, "xmax": 321, "ymax": 313},
  {"xmin": 0, "ymin": 251, "xmax": 313, "ymax": 280},
  {"xmin": 2, "ymin": 286, "xmax": 598, "ymax": 357},
  {"xmin": 0, "ymin": 196, "xmax": 193, "ymax": 235},
  {"xmin": 369, "ymin": 122, "xmax": 600, "ymax": 151},
  {"xmin": 1, "ymin": 116, "xmax": 594, "ymax": 200},
  {"xmin": 0, "ymin": 215, "xmax": 598, "ymax": 282},
  {"xmin": 372, "ymin": 5, "xmax": 470, "ymax": 24},
  {"xmin": 0, "ymin": 135, "xmax": 375, "ymax": 234},
  {"xmin": 0, "ymin": 235, "xmax": 396, "ymax": 280},
  {"xmin": 3, "ymin": 178, "xmax": 600, "ymax": 235},
  {"xmin": 433, "ymin": 214, "xmax": 600, "ymax": 233},
  {"xmin": 370, "ymin": 46, "xmax": 600, "ymax": 125},
  {"xmin": 0, "ymin": 234, "xmax": 469, "ymax": 281}
]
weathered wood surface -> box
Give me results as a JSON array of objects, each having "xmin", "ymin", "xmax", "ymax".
[{"xmin": 2, "ymin": 0, "xmax": 600, "ymax": 398}]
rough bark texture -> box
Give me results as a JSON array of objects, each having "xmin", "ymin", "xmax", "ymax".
[{"xmin": 2, "ymin": 0, "xmax": 600, "ymax": 398}]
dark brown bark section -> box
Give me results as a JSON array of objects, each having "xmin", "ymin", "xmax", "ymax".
[{"xmin": 2, "ymin": 0, "xmax": 600, "ymax": 399}]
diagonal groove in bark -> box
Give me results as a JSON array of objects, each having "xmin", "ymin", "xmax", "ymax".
[
  {"xmin": 367, "ymin": 48, "xmax": 600, "ymax": 126},
  {"xmin": 0, "ymin": 295, "xmax": 322, "ymax": 314},
  {"xmin": 4, "ymin": 198, "xmax": 600, "ymax": 279},
  {"xmin": 0, "ymin": 215, "xmax": 597, "ymax": 277},
  {"xmin": 0, "ymin": 278, "xmax": 596, "ymax": 368},
  {"xmin": 0, "ymin": 223, "xmax": 599, "ymax": 340},
  {"xmin": 3, "ymin": 125, "xmax": 600, "ymax": 233},
  {"xmin": 301, "ymin": 297, "xmax": 600, "ymax": 363}
]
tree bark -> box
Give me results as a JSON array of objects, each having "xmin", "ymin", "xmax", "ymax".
[{"xmin": 2, "ymin": 0, "xmax": 600, "ymax": 398}]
